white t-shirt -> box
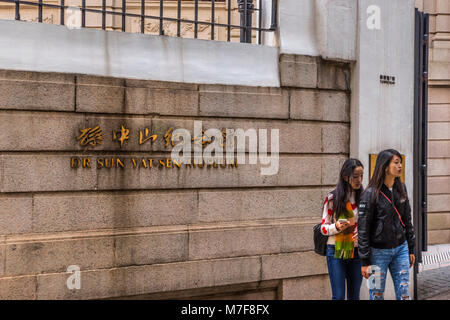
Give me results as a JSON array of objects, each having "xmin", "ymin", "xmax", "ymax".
[{"xmin": 389, "ymin": 187, "xmax": 394, "ymax": 201}]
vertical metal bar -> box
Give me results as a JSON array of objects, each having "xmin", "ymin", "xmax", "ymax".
[
  {"xmin": 194, "ymin": 0, "xmax": 198, "ymax": 39},
  {"xmin": 258, "ymin": 0, "xmax": 262, "ymax": 44},
  {"xmin": 141, "ymin": 0, "xmax": 145, "ymax": 33},
  {"xmin": 239, "ymin": 0, "xmax": 253, "ymax": 43},
  {"xmin": 270, "ymin": 0, "xmax": 277, "ymax": 30},
  {"xmin": 15, "ymin": 0, "xmax": 20, "ymax": 20},
  {"xmin": 413, "ymin": 8, "xmax": 421, "ymax": 301},
  {"xmin": 160, "ymin": 0, "xmax": 164, "ymax": 35},
  {"xmin": 82, "ymin": 0, "xmax": 86, "ymax": 28},
  {"xmin": 211, "ymin": 0, "xmax": 215, "ymax": 40},
  {"xmin": 227, "ymin": 0, "xmax": 231, "ymax": 42},
  {"xmin": 422, "ymin": 13, "xmax": 429, "ymax": 253},
  {"xmin": 244, "ymin": 0, "xmax": 248, "ymax": 43},
  {"xmin": 238, "ymin": 1, "xmax": 244, "ymax": 42},
  {"xmin": 102, "ymin": 0, "xmax": 106, "ymax": 30},
  {"xmin": 412, "ymin": 10, "xmax": 430, "ymax": 300},
  {"xmin": 177, "ymin": 0, "xmax": 181, "ymax": 37},
  {"xmin": 60, "ymin": 0, "xmax": 64, "ymax": 25},
  {"xmin": 38, "ymin": 0, "xmax": 43, "ymax": 23},
  {"xmin": 122, "ymin": 0, "xmax": 126, "ymax": 32}
]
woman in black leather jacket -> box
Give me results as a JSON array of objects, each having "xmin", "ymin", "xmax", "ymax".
[{"xmin": 358, "ymin": 149, "xmax": 415, "ymax": 300}]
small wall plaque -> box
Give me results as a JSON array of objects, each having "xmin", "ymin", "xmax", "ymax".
[{"xmin": 380, "ymin": 75, "xmax": 395, "ymax": 84}]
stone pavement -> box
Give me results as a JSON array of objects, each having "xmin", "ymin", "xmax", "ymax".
[
  {"xmin": 417, "ymin": 244, "xmax": 450, "ymax": 300},
  {"xmin": 425, "ymin": 290, "xmax": 450, "ymax": 300}
]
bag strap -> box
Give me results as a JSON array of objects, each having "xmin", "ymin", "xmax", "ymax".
[{"xmin": 380, "ymin": 190, "xmax": 405, "ymax": 228}]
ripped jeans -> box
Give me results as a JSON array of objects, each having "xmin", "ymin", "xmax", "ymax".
[{"xmin": 369, "ymin": 241, "xmax": 411, "ymax": 300}]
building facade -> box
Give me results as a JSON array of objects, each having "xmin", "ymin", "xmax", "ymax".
[
  {"xmin": 415, "ymin": 0, "xmax": 450, "ymax": 245},
  {"xmin": 0, "ymin": 0, "xmax": 443, "ymax": 300}
]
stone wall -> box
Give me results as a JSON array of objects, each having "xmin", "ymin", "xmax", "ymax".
[
  {"xmin": 416, "ymin": 0, "xmax": 450, "ymax": 245},
  {"xmin": 0, "ymin": 55, "xmax": 350, "ymax": 299}
]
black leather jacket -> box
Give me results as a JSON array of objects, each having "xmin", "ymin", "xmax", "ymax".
[{"xmin": 357, "ymin": 183, "xmax": 415, "ymax": 266}]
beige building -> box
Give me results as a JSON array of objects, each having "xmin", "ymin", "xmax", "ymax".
[
  {"xmin": 0, "ymin": 0, "xmax": 447, "ymax": 300},
  {"xmin": 415, "ymin": 0, "xmax": 450, "ymax": 245}
]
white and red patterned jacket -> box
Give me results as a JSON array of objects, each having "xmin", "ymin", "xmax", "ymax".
[{"xmin": 320, "ymin": 191, "xmax": 359, "ymax": 246}]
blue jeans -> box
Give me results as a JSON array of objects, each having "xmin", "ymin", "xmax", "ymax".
[
  {"xmin": 326, "ymin": 245, "xmax": 363, "ymax": 300},
  {"xmin": 369, "ymin": 241, "xmax": 411, "ymax": 300}
]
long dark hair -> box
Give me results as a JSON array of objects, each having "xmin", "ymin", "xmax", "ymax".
[
  {"xmin": 366, "ymin": 149, "xmax": 406, "ymax": 203},
  {"xmin": 331, "ymin": 158, "xmax": 364, "ymax": 220}
]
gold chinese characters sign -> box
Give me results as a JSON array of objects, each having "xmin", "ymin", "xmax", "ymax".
[
  {"xmin": 73, "ymin": 124, "xmax": 237, "ymax": 170},
  {"xmin": 76, "ymin": 124, "xmax": 227, "ymax": 149},
  {"xmin": 369, "ymin": 154, "xmax": 405, "ymax": 183}
]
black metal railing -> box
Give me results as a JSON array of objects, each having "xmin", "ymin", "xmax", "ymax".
[{"xmin": 0, "ymin": 0, "xmax": 277, "ymax": 44}]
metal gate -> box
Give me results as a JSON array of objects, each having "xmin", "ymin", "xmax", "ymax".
[{"xmin": 413, "ymin": 8, "xmax": 429, "ymax": 300}]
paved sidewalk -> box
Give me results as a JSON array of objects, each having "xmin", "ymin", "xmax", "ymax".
[
  {"xmin": 417, "ymin": 244, "xmax": 450, "ymax": 300},
  {"xmin": 417, "ymin": 265, "xmax": 450, "ymax": 300},
  {"xmin": 418, "ymin": 243, "xmax": 450, "ymax": 272},
  {"xmin": 425, "ymin": 290, "xmax": 450, "ymax": 300}
]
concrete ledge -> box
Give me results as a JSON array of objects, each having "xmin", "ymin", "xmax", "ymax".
[{"xmin": 0, "ymin": 19, "xmax": 279, "ymax": 87}]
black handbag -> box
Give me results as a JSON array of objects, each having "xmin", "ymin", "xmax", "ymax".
[{"xmin": 313, "ymin": 223, "xmax": 328, "ymax": 256}]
